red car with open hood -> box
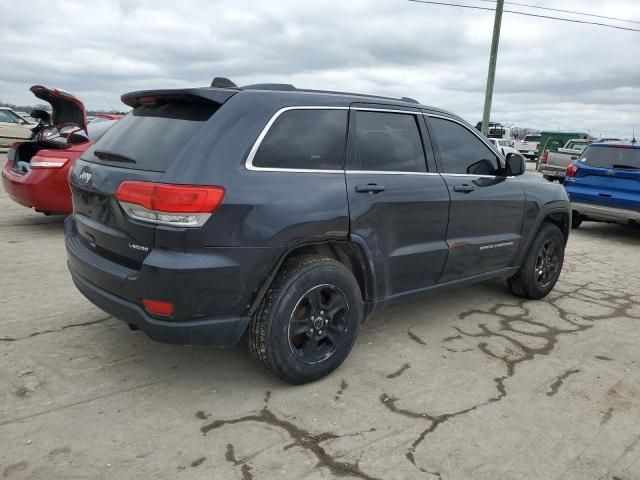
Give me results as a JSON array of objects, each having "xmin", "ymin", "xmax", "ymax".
[{"xmin": 2, "ymin": 85, "xmax": 120, "ymax": 215}]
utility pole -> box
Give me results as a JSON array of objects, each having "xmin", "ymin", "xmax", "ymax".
[{"xmin": 481, "ymin": 0, "xmax": 504, "ymax": 136}]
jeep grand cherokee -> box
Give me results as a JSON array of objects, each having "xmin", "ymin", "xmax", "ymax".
[{"xmin": 65, "ymin": 78, "xmax": 570, "ymax": 384}]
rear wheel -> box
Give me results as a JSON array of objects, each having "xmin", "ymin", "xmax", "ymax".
[
  {"xmin": 248, "ymin": 255, "xmax": 363, "ymax": 384},
  {"xmin": 508, "ymin": 223, "xmax": 565, "ymax": 299}
]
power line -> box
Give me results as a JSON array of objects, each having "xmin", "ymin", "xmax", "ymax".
[
  {"xmin": 407, "ymin": 0, "xmax": 640, "ymax": 32},
  {"xmin": 476, "ymin": 0, "xmax": 640, "ymax": 26}
]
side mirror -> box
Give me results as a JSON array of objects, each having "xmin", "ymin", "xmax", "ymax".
[
  {"xmin": 467, "ymin": 158, "xmax": 495, "ymax": 175},
  {"xmin": 505, "ymin": 152, "xmax": 526, "ymax": 176}
]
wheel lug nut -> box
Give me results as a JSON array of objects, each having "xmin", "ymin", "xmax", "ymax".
[
  {"xmin": 320, "ymin": 311, "xmax": 324, "ymax": 315},
  {"xmin": 318, "ymin": 330, "xmax": 323, "ymax": 335},
  {"xmin": 324, "ymin": 319, "xmax": 328, "ymax": 324},
  {"xmin": 311, "ymin": 316, "xmax": 315, "ymax": 320}
]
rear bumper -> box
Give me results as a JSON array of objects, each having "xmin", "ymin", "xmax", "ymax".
[
  {"xmin": 1, "ymin": 161, "xmax": 72, "ymax": 214},
  {"xmin": 69, "ymin": 266, "xmax": 250, "ymax": 346},
  {"xmin": 539, "ymin": 164, "xmax": 565, "ymax": 177},
  {"xmin": 571, "ymin": 202, "xmax": 640, "ymax": 224},
  {"xmin": 518, "ymin": 150, "xmax": 537, "ymax": 160},
  {"xmin": 65, "ymin": 217, "xmax": 284, "ymax": 346}
]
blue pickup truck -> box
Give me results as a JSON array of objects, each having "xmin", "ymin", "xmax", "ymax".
[{"xmin": 564, "ymin": 142, "xmax": 640, "ymax": 228}]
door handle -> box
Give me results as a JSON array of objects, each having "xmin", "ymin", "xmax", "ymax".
[
  {"xmin": 453, "ymin": 184, "xmax": 475, "ymax": 193},
  {"xmin": 355, "ymin": 184, "xmax": 385, "ymax": 194}
]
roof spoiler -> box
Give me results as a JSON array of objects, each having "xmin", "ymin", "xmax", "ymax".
[{"xmin": 121, "ymin": 88, "xmax": 238, "ymax": 108}]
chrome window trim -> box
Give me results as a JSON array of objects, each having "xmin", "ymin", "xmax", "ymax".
[
  {"xmin": 440, "ymin": 172, "xmax": 501, "ymax": 179},
  {"xmin": 245, "ymin": 106, "xmax": 348, "ymax": 173},
  {"xmin": 244, "ymin": 106, "xmax": 511, "ymax": 177},
  {"xmin": 346, "ymin": 170, "xmax": 438, "ymax": 176},
  {"xmin": 352, "ymin": 107, "xmax": 421, "ymax": 115}
]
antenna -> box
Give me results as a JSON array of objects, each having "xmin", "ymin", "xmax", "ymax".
[
  {"xmin": 104, "ymin": 97, "xmax": 115, "ymax": 111},
  {"xmin": 632, "ymin": 127, "xmax": 637, "ymax": 144}
]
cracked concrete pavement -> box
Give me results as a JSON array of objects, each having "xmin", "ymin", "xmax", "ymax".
[{"xmin": 1, "ymin": 156, "xmax": 639, "ymax": 479}]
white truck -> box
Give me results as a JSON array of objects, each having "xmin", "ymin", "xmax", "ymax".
[
  {"xmin": 487, "ymin": 138, "xmax": 519, "ymax": 157},
  {"xmin": 514, "ymin": 134, "xmax": 541, "ymax": 161},
  {"xmin": 539, "ymin": 139, "xmax": 591, "ymax": 182}
]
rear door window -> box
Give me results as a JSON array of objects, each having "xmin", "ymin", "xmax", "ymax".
[
  {"xmin": 252, "ymin": 109, "xmax": 347, "ymax": 170},
  {"xmin": 350, "ymin": 110, "xmax": 426, "ymax": 172},
  {"xmin": 83, "ymin": 103, "xmax": 217, "ymax": 172},
  {"xmin": 580, "ymin": 146, "xmax": 640, "ymax": 170}
]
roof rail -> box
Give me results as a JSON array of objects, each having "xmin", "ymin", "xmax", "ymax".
[
  {"xmin": 238, "ymin": 80, "xmax": 421, "ymax": 105},
  {"xmin": 242, "ymin": 83, "xmax": 296, "ymax": 91}
]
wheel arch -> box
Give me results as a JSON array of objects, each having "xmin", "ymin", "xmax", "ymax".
[
  {"xmin": 515, "ymin": 206, "xmax": 570, "ymax": 267},
  {"xmin": 543, "ymin": 210, "xmax": 570, "ymax": 244},
  {"xmin": 248, "ymin": 238, "xmax": 376, "ymax": 317}
]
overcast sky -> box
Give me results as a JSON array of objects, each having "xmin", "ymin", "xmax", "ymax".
[{"xmin": 1, "ymin": 0, "xmax": 639, "ymax": 137}]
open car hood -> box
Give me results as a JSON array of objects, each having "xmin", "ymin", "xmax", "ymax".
[{"xmin": 30, "ymin": 85, "xmax": 87, "ymax": 132}]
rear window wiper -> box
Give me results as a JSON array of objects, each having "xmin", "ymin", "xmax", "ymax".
[
  {"xmin": 94, "ymin": 150, "xmax": 136, "ymax": 164},
  {"xmin": 612, "ymin": 164, "xmax": 640, "ymax": 170}
]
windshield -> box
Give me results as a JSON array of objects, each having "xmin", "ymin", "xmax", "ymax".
[{"xmin": 580, "ymin": 146, "xmax": 640, "ymax": 170}]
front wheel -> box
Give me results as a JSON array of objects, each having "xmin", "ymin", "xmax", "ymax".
[
  {"xmin": 248, "ymin": 255, "xmax": 363, "ymax": 384},
  {"xmin": 508, "ymin": 223, "xmax": 565, "ymax": 299}
]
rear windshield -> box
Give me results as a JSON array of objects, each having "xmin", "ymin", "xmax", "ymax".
[
  {"xmin": 82, "ymin": 103, "xmax": 217, "ymax": 172},
  {"xmin": 566, "ymin": 141, "xmax": 588, "ymax": 151},
  {"xmin": 523, "ymin": 135, "xmax": 540, "ymax": 142},
  {"xmin": 87, "ymin": 119, "xmax": 116, "ymax": 141},
  {"xmin": 580, "ymin": 146, "xmax": 640, "ymax": 170}
]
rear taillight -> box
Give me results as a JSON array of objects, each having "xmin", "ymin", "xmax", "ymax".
[
  {"xmin": 566, "ymin": 163, "xmax": 578, "ymax": 177},
  {"xmin": 30, "ymin": 155, "xmax": 71, "ymax": 169},
  {"xmin": 541, "ymin": 150, "xmax": 549, "ymax": 164},
  {"xmin": 115, "ymin": 181, "xmax": 225, "ymax": 227}
]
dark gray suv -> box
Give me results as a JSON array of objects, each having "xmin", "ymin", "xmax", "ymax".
[{"xmin": 65, "ymin": 79, "xmax": 570, "ymax": 384}]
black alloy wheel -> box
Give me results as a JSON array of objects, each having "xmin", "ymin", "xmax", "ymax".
[
  {"xmin": 287, "ymin": 284, "xmax": 349, "ymax": 364},
  {"xmin": 534, "ymin": 239, "xmax": 560, "ymax": 289}
]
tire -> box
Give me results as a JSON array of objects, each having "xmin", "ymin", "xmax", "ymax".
[
  {"xmin": 508, "ymin": 223, "xmax": 565, "ymax": 299},
  {"xmin": 248, "ymin": 255, "xmax": 363, "ymax": 384},
  {"xmin": 571, "ymin": 214, "xmax": 582, "ymax": 229},
  {"xmin": 543, "ymin": 175, "xmax": 555, "ymax": 182}
]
